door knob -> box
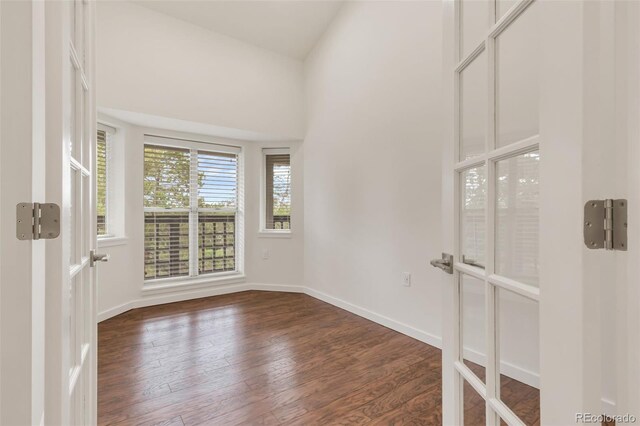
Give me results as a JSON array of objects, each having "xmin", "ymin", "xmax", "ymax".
[
  {"xmin": 430, "ymin": 253, "xmax": 453, "ymax": 274},
  {"xmin": 90, "ymin": 249, "xmax": 110, "ymax": 267}
]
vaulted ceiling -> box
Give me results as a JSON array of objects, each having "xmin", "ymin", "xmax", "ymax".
[{"xmin": 132, "ymin": 0, "xmax": 345, "ymax": 59}]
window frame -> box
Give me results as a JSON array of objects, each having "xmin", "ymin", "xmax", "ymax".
[
  {"xmin": 142, "ymin": 135, "xmax": 244, "ymax": 285},
  {"xmin": 96, "ymin": 122, "xmax": 120, "ymax": 242},
  {"xmin": 260, "ymin": 147, "xmax": 292, "ymax": 236}
]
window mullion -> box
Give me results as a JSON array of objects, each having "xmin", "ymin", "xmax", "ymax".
[{"xmin": 189, "ymin": 149, "xmax": 199, "ymax": 277}]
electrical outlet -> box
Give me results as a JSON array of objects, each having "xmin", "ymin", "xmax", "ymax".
[
  {"xmin": 262, "ymin": 249, "xmax": 269, "ymax": 260},
  {"xmin": 402, "ymin": 272, "xmax": 411, "ymax": 287}
]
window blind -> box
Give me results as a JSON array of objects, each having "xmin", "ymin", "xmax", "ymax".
[
  {"xmin": 143, "ymin": 139, "xmax": 239, "ymax": 281},
  {"xmin": 196, "ymin": 150, "xmax": 238, "ymax": 274},
  {"xmin": 265, "ymin": 152, "xmax": 291, "ymax": 230},
  {"xmin": 197, "ymin": 150, "xmax": 238, "ymax": 210},
  {"xmin": 97, "ymin": 129, "xmax": 108, "ymax": 236}
]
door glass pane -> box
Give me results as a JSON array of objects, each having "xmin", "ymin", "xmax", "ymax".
[
  {"xmin": 82, "ymin": 267, "xmax": 91, "ymax": 346},
  {"xmin": 498, "ymin": 288, "xmax": 540, "ymax": 425},
  {"xmin": 460, "ymin": 52, "xmax": 486, "ymax": 161},
  {"xmin": 461, "ymin": 274, "xmax": 486, "ymax": 383},
  {"xmin": 496, "ymin": 2, "xmax": 539, "ymax": 147},
  {"xmin": 81, "ymin": 88, "xmax": 89, "ymax": 167},
  {"xmin": 460, "ymin": 0, "xmax": 488, "ymax": 60},
  {"xmin": 70, "ymin": 167, "xmax": 77, "ymax": 265},
  {"xmin": 78, "ymin": 80, "xmax": 84, "ymax": 162},
  {"xmin": 69, "ymin": 0, "xmax": 76, "ymax": 42},
  {"xmin": 497, "ymin": 0, "xmax": 517, "ymax": 20},
  {"xmin": 463, "ymin": 379, "xmax": 486, "ymax": 425},
  {"xmin": 461, "ymin": 166, "xmax": 486, "ymax": 266},
  {"xmin": 495, "ymin": 151, "xmax": 539, "ymax": 286},
  {"xmin": 70, "ymin": 65, "xmax": 77, "ymax": 156},
  {"xmin": 82, "ymin": 174, "xmax": 89, "ymax": 259},
  {"xmin": 69, "ymin": 274, "xmax": 78, "ymax": 370},
  {"xmin": 76, "ymin": 0, "xmax": 85, "ymax": 68},
  {"xmin": 75, "ymin": 267, "xmax": 84, "ymax": 363}
]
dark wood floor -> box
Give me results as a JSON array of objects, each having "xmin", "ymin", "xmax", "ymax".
[{"xmin": 98, "ymin": 291, "xmax": 540, "ymax": 425}]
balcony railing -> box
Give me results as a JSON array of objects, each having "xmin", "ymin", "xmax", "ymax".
[
  {"xmin": 144, "ymin": 212, "xmax": 235, "ymax": 280},
  {"xmin": 272, "ymin": 215, "xmax": 290, "ymax": 230},
  {"xmin": 97, "ymin": 215, "xmax": 106, "ymax": 236}
]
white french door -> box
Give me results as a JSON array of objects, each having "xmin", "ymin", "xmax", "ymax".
[
  {"xmin": 45, "ymin": 0, "xmax": 97, "ymax": 424},
  {"xmin": 450, "ymin": 1, "xmax": 541, "ymax": 424},
  {"xmin": 440, "ymin": 0, "xmax": 630, "ymax": 425},
  {"xmin": 66, "ymin": 1, "xmax": 97, "ymax": 423},
  {"xmin": 68, "ymin": 0, "xmax": 97, "ymax": 423}
]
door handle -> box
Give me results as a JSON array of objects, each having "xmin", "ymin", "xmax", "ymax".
[
  {"xmin": 90, "ymin": 249, "xmax": 110, "ymax": 267},
  {"xmin": 430, "ymin": 253, "xmax": 453, "ymax": 274}
]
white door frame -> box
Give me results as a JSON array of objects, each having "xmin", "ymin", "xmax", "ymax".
[
  {"xmin": 0, "ymin": 1, "xmax": 47, "ymax": 425},
  {"xmin": 617, "ymin": 0, "xmax": 640, "ymax": 418},
  {"xmin": 441, "ymin": 0, "xmax": 630, "ymax": 424}
]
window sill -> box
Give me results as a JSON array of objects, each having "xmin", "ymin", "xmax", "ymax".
[
  {"xmin": 97, "ymin": 236, "xmax": 129, "ymax": 248},
  {"xmin": 257, "ymin": 231, "xmax": 292, "ymax": 239},
  {"xmin": 142, "ymin": 272, "xmax": 246, "ymax": 294}
]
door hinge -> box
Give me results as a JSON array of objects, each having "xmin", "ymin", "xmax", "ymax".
[
  {"xmin": 584, "ymin": 199, "xmax": 627, "ymax": 251},
  {"xmin": 16, "ymin": 202, "xmax": 61, "ymax": 240}
]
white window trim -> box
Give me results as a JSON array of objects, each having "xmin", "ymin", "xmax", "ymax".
[
  {"xmin": 145, "ymin": 134, "xmax": 241, "ymax": 155},
  {"xmin": 97, "ymin": 122, "xmax": 116, "ymax": 135},
  {"xmin": 142, "ymin": 134, "xmax": 245, "ymax": 284},
  {"xmin": 260, "ymin": 147, "xmax": 292, "ymax": 236},
  {"xmin": 257, "ymin": 231, "xmax": 292, "ymax": 239}
]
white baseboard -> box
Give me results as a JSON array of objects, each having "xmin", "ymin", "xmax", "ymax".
[
  {"xmin": 98, "ymin": 301, "xmax": 136, "ymax": 322},
  {"xmin": 303, "ymin": 287, "xmax": 443, "ymax": 349},
  {"xmin": 96, "ymin": 283, "xmax": 616, "ymax": 410},
  {"xmin": 98, "ymin": 282, "xmax": 251, "ymax": 322},
  {"xmin": 252, "ymin": 283, "xmax": 305, "ymax": 293}
]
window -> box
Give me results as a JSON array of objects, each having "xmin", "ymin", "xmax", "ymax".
[
  {"xmin": 96, "ymin": 124, "xmax": 115, "ymax": 237},
  {"xmin": 143, "ymin": 136, "xmax": 241, "ymax": 281},
  {"xmin": 263, "ymin": 149, "xmax": 291, "ymax": 231}
]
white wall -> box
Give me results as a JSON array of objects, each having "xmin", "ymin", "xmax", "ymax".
[
  {"xmin": 96, "ymin": 1, "xmax": 305, "ymax": 140},
  {"xmin": 303, "ymin": 1, "xmax": 445, "ymax": 346},
  {"xmin": 96, "ymin": 113, "xmax": 304, "ymax": 319}
]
